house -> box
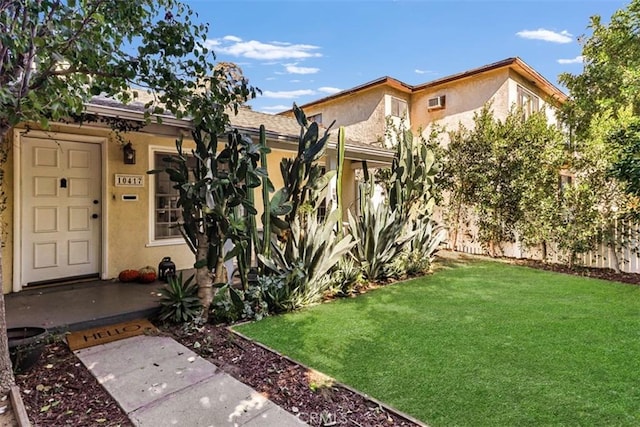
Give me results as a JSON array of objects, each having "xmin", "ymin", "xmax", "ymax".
[
  {"xmin": 280, "ymin": 57, "xmax": 566, "ymax": 146},
  {"xmin": 279, "ymin": 57, "xmax": 568, "ymax": 257},
  {"xmin": 2, "ymin": 101, "xmax": 393, "ymax": 294}
]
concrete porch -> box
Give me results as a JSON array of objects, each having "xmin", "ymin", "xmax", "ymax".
[{"xmin": 5, "ymin": 279, "xmax": 162, "ymax": 334}]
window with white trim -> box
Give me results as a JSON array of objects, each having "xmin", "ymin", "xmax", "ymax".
[
  {"xmin": 517, "ymin": 85, "xmax": 539, "ymax": 118},
  {"xmin": 153, "ymin": 151, "xmax": 196, "ymax": 241},
  {"xmin": 390, "ymin": 97, "xmax": 408, "ymax": 117}
]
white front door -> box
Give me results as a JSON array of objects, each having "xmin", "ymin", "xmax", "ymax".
[{"xmin": 21, "ymin": 136, "xmax": 102, "ymax": 285}]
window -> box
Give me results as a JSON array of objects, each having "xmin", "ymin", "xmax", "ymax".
[
  {"xmin": 308, "ymin": 113, "xmax": 323, "ymax": 125},
  {"xmin": 517, "ymin": 86, "xmax": 539, "ymax": 117},
  {"xmin": 153, "ymin": 151, "xmax": 196, "ymax": 241},
  {"xmin": 390, "ymin": 97, "xmax": 408, "ymax": 117}
]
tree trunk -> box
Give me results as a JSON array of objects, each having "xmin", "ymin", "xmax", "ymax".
[
  {"xmin": 451, "ymin": 197, "xmax": 463, "ymax": 252},
  {"xmin": 0, "ymin": 126, "xmax": 9, "ymax": 144},
  {"xmin": 607, "ymin": 225, "xmax": 621, "ymax": 274},
  {"xmin": 195, "ymin": 239, "xmax": 214, "ymax": 322},
  {"xmin": 0, "ymin": 237, "xmax": 16, "ymax": 395},
  {"xmin": 541, "ymin": 240, "xmax": 548, "ymax": 263},
  {"xmin": 0, "ymin": 130, "xmax": 16, "ymax": 394}
]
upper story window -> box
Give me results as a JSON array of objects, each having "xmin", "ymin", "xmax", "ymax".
[
  {"xmin": 517, "ymin": 85, "xmax": 539, "ymax": 118},
  {"xmin": 390, "ymin": 97, "xmax": 408, "ymax": 118},
  {"xmin": 308, "ymin": 113, "xmax": 323, "ymax": 125}
]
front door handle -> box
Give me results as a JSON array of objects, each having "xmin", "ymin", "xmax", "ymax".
[{"xmin": 92, "ymin": 213, "xmax": 99, "ymax": 219}]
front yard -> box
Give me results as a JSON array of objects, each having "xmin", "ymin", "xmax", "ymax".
[{"xmin": 236, "ymin": 257, "xmax": 640, "ymax": 426}]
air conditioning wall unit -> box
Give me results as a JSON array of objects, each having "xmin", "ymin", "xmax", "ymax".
[{"xmin": 427, "ymin": 95, "xmax": 446, "ymax": 110}]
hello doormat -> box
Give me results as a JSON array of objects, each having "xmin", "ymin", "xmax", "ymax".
[{"xmin": 67, "ymin": 319, "xmax": 156, "ymax": 351}]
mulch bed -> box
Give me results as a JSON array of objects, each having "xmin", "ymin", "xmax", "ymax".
[
  {"xmin": 165, "ymin": 323, "xmax": 421, "ymax": 427},
  {"xmin": 514, "ymin": 258, "xmax": 640, "ymax": 286},
  {"xmin": 13, "ymin": 254, "xmax": 640, "ymax": 426},
  {"xmin": 15, "ymin": 341, "xmax": 132, "ymax": 426}
]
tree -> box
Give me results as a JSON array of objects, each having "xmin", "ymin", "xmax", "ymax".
[
  {"xmin": 442, "ymin": 106, "xmax": 566, "ymax": 258},
  {"xmin": 558, "ymin": 0, "xmax": 640, "ymax": 269},
  {"xmin": 513, "ymin": 112, "xmax": 567, "ymax": 261},
  {"xmin": 0, "ymin": 0, "xmax": 253, "ymax": 394},
  {"xmin": 152, "ymin": 128, "xmax": 267, "ymax": 319},
  {"xmin": 558, "ymin": 0, "xmax": 640, "ymax": 141}
]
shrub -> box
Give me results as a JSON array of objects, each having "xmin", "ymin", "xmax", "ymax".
[
  {"xmin": 347, "ymin": 200, "xmax": 414, "ymax": 280},
  {"xmin": 259, "ymin": 210, "xmax": 355, "ymax": 311},
  {"xmin": 329, "ymin": 257, "xmax": 364, "ymax": 296},
  {"xmin": 157, "ymin": 273, "xmax": 202, "ymax": 323}
]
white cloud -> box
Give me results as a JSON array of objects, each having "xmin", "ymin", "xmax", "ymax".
[
  {"xmin": 203, "ymin": 39, "xmax": 220, "ymax": 49},
  {"xmin": 318, "ymin": 86, "xmax": 341, "ymax": 94},
  {"xmin": 223, "ymin": 35, "xmax": 243, "ymax": 42},
  {"xmin": 516, "ymin": 29, "xmax": 573, "ymax": 43},
  {"xmin": 557, "ymin": 55, "xmax": 584, "ymax": 64},
  {"xmin": 208, "ymin": 36, "xmax": 322, "ymax": 60},
  {"xmin": 260, "ymin": 105, "xmax": 291, "ymax": 112},
  {"xmin": 261, "ymin": 89, "xmax": 316, "ymax": 99},
  {"xmin": 415, "ymin": 69, "xmax": 426, "ymax": 74},
  {"xmin": 265, "ymin": 77, "xmax": 277, "ymax": 81},
  {"xmin": 285, "ymin": 64, "xmax": 320, "ymax": 74}
]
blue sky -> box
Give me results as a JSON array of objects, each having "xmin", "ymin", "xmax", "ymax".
[{"xmin": 185, "ymin": 0, "xmax": 629, "ymax": 114}]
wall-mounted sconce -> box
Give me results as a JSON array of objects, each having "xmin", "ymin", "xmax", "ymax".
[{"xmin": 123, "ymin": 142, "xmax": 136, "ymax": 165}]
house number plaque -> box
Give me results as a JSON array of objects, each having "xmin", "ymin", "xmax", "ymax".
[{"xmin": 115, "ymin": 174, "xmax": 144, "ymax": 187}]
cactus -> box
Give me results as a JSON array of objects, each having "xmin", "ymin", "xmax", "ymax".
[
  {"xmin": 336, "ymin": 127, "xmax": 346, "ymax": 236},
  {"xmin": 388, "ymin": 126, "xmax": 438, "ymax": 221}
]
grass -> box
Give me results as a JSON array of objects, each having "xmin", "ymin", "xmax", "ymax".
[{"xmin": 235, "ymin": 258, "xmax": 640, "ymax": 426}]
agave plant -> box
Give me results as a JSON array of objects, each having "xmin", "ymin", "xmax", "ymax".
[
  {"xmin": 348, "ymin": 200, "xmax": 415, "ymax": 281},
  {"xmin": 330, "ymin": 257, "xmax": 363, "ymax": 296},
  {"xmin": 258, "ymin": 210, "xmax": 355, "ymax": 310},
  {"xmin": 157, "ymin": 273, "xmax": 202, "ymax": 323},
  {"xmin": 409, "ymin": 216, "xmax": 447, "ymax": 261}
]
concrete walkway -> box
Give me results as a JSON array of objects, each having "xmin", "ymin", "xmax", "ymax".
[{"xmin": 74, "ymin": 335, "xmax": 307, "ymax": 426}]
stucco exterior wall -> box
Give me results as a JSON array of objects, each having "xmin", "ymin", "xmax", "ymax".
[
  {"xmin": 2, "ymin": 117, "xmax": 363, "ymax": 294},
  {"xmin": 294, "ymin": 86, "xmax": 394, "ymax": 145},
  {"xmin": 412, "ymin": 68, "xmax": 511, "ymax": 146},
  {"xmin": 507, "ymin": 69, "xmax": 560, "ymax": 126}
]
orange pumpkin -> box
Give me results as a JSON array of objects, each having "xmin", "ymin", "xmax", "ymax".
[
  {"xmin": 118, "ymin": 269, "xmax": 140, "ymax": 282},
  {"xmin": 138, "ymin": 266, "xmax": 157, "ymax": 283}
]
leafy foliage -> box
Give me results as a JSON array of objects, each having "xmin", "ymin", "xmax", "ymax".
[
  {"xmin": 348, "ymin": 200, "xmax": 414, "ymax": 280},
  {"xmin": 0, "ymin": 0, "xmax": 255, "ymax": 392},
  {"xmin": 385, "ymin": 121, "xmax": 439, "ymax": 221},
  {"xmin": 558, "ymin": 0, "xmax": 640, "ymax": 141},
  {"xmin": 442, "ymin": 105, "xmax": 567, "ymax": 257},
  {"xmin": 329, "ymin": 257, "xmax": 364, "ymax": 296},
  {"xmin": 150, "ymin": 128, "xmax": 269, "ymax": 316},
  {"xmin": 265, "ymin": 104, "xmax": 335, "ymax": 240},
  {"xmin": 158, "ymin": 273, "xmax": 202, "ymax": 323},
  {"xmin": 404, "ymin": 217, "xmax": 447, "ymax": 274},
  {"xmin": 0, "ymin": 0, "xmax": 253, "ymax": 138},
  {"xmin": 259, "ymin": 210, "xmax": 355, "ymax": 311},
  {"xmin": 608, "ymin": 118, "xmax": 640, "ymax": 198}
]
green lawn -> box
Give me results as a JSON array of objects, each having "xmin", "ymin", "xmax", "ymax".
[{"xmin": 235, "ymin": 258, "xmax": 640, "ymax": 426}]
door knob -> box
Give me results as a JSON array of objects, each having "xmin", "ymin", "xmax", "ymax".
[
  {"xmin": 92, "ymin": 213, "xmax": 99, "ymax": 219},
  {"xmin": 93, "ymin": 200, "xmax": 99, "ymax": 204}
]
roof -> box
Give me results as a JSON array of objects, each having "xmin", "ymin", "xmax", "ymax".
[
  {"xmin": 83, "ymin": 98, "xmax": 395, "ymax": 163},
  {"xmin": 280, "ymin": 57, "xmax": 567, "ymax": 114}
]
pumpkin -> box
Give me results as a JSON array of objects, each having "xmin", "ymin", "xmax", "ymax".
[
  {"xmin": 118, "ymin": 269, "xmax": 140, "ymax": 282},
  {"xmin": 138, "ymin": 266, "xmax": 157, "ymax": 283}
]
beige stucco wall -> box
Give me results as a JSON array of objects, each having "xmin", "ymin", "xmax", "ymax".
[
  {"xmin": 507, "ymin": 69, "xmax": 560, "ymax": 126},
  {"xmin": 412, "ymin": 68, "xmax": 511, "ymax": 146},
  {"xmin": 341, "ymin": 161, "xmax": 357, "ymax": 220},
  {"xmin": 1, "ymin": 121, "xmax": 357, "ymax": 294},
  {"xmin": 298, "ymin": 86, "xmax": 395, "ymax": 145}
]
